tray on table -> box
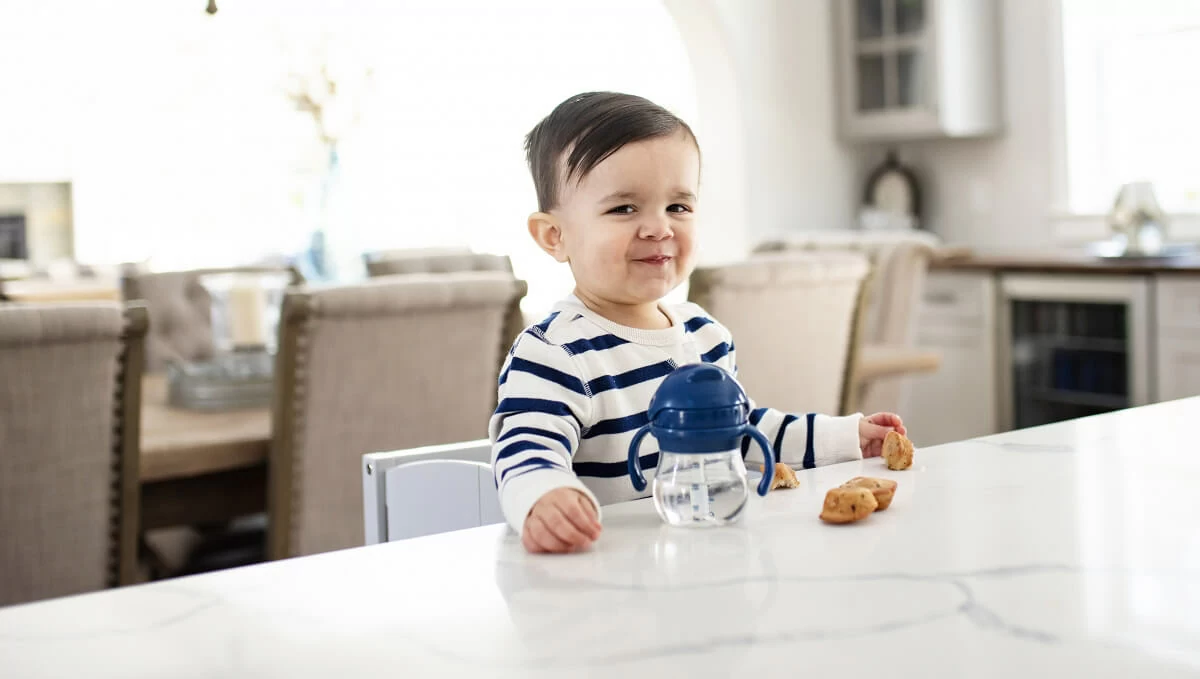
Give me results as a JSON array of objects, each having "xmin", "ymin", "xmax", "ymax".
[{"xmin": 167, "ymin": 350, "xmax": 275, "ymax": 411}]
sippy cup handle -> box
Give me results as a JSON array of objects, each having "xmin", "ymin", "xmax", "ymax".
[
  {"xmin": 744, "ymin": 425, "xmax": 775, "ymax": 496},
  {"xmin": 627, "ymin": 424, "xmax": 653, "ymax": 492}
]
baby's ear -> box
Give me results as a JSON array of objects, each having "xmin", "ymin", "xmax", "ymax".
[{"xmin": 528, "ymin": 212, "xmax": 568, "ymax": 263}]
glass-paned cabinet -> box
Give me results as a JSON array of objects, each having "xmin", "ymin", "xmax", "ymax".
[{"xmin": 834, "ymin": 0, "xmax": 1003, "ymax": 141}]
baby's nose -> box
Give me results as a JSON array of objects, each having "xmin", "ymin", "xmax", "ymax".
[{"xmin": 639, "ymin": 216, "xmax": 673, "ymax": 239}]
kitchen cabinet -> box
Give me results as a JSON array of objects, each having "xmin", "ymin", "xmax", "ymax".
[
  {"xmin": 1155, "ymin": 336, "xmax": 1200, "ymax": 402},
  {"xmin": 905, "ymin": 270, "xmax": 997, "ymax": 446},
  {"xmin": 832, "ymin": 0, "xmax": 1002, "ymax": 141},
  {"xmin": 1155, "ymin": 276, "xmax": 1200, "ymax": 401}
]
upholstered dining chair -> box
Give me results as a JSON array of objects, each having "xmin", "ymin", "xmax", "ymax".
[
  {"xmin": 753, "ymin": 232, "xmax": 941, "ymax": 414},
  {"xmin": 363, "ymin": 248, "xmax": 528, "ymax": 368},
  {"xmin": 0, "ymin": 302, "xmax": 147, "ymax": 606},
  {"xmin": 121, "ymin": 266, "xmax": 302, "ymax": 371},
  {"xmin": 267, "ymin": 272, "xmax": 525, "ymax": 559},
  {"xmin": 688, "ymin": 251, "xmax": 872, "ymax": 417}
]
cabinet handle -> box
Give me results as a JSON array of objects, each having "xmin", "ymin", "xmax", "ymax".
[{"xmin": 925, "ymin": 291, "xmax": 958, "ymax": 305}]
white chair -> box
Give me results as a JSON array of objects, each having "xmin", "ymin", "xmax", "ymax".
[{"xmin": 362, "ymin": 440, "xmax": 503, "ymax": 544}]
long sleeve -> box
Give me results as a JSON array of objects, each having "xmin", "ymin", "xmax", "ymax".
[
  {"xmin": 489, "ymin": 334, "xmax": 601, "ymax": 534},
  {"xmin": 720, "ymin": 330, "xmax": 862, "ymax": 468},
  {"xmin": 741, "ymin": 404, "xmax": 863, "ymax": 468}
]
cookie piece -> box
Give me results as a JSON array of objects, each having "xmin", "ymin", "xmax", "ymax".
[
  {"xmin": 761, "ymin": 462, "xmax": 800, "ymax": 490},
  {"xmin": 841, "ymin": 476, "xmax": 898, "ymax": 511},
  {"xmin": 819, "ymin": 486, "xmax": 877, "ymax": 524},
  {"xmin": 882, "ymin": 431, "xmax": 914, "ymax": 471}
]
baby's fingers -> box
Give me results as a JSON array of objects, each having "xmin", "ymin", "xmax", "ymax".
[
  {"xmin": 863, "ymin": 439, "xmax": 883, "ymax": 458},
  {"xmin": 860, "ymin": 421, "xmax": 893, "ymax": 443},
  {"xmin": 569, "ymin": 495, "xmax": 603, "ymax": 539},
  {"xmin": 521, "ymin": 528, "xmax": 545, "ymax": 554},
  {"xmin": 526, "ymin": 515, "xmax": 572, "ymax": 553},
  {"xmin": 870, "ymin": 413, "xmax": 907, "ymax": 437},
  {"xmin": 545, "ymin": 504, "xmax": 594, "ymax": 547}
]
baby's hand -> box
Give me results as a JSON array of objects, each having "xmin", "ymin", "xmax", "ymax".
[
  {"xmin": 858, "ymin": 412, "xmax": 906, "ymax": 458},
  {"xmin": 522, "ymin": 488, "xmax": 602, "ymax": 554}
]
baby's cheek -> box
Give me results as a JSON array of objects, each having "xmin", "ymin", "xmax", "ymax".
[{"xmin": 602, "ymin": 251, "xmax": 631, "ymax": 272}]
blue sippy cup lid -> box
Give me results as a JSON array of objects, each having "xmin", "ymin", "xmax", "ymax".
[
  {"xmin": 628, "ymin": 363, "xmax": 775, "ymax": 493},
  {"xmin": 646, "ymin": 364, "xmax": 750, "ymax": 452}
]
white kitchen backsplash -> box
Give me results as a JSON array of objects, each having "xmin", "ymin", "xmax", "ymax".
[{"xmin": 1050, "ymin": 212, "xmax": 1200, "ymax": 245}]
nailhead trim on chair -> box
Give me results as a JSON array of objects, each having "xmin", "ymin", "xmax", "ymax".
[
  {"xmin": 285, "ymin": 306, "xmax": 315, "ymax": 557},
  {"xmin": 105, "ymin": 319, "xmax": 129, "ymax": 588}
]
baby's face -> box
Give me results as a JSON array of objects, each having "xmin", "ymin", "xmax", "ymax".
[{"xmin": 550, "ymin": 131, "xmax": 700, "ymax": 309}]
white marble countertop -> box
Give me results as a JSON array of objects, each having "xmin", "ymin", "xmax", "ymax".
[{"xmin": 3, "ymin": 399, "xmax": 1200, "ymax": 677}]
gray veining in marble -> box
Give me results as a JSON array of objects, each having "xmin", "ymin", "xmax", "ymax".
[{"xmin": 2, "ymin": 399, "xmax": 1200, "ymax": 678}]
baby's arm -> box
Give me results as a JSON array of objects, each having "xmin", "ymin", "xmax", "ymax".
[
  {"xmin": 716, "ymin": 329, "xmax": 862, "ymax": 468},
  {"xmin": 740, "ymin": 402, "xmax": 863, "ymax": 468},
  {"xmin": 490, "ymin": 334, "xmax": 601, "ymax": 536}
]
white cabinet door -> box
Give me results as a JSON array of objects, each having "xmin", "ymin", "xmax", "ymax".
[
  {"xmin": 906, "ymin": 324, "xmax": 997, "ymax": 447},
  {"xmin": 1156, "ymin": 333, "xmax": 1200, "ymax": 402},
  {"xmin": 1154, "ymin": 276, "xmax": 1200, "ymax": 331},
  {"xmin": 904, "ymin": 271, "xmax": 997, "ymax": 447},
  {"xmin": 1153, "ymin": 276, "xmax": 1200, "ymax": 402}
]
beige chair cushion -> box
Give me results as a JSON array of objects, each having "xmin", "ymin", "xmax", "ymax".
[
  {"xmin": 271, "ymin": 272, "xmax": 526, "ymax": 558},
  {"xmin": 0, "ymin": 304, "xmax": 124, "ymax": 605},
  {"xmin": 689, "ymin": 252, "xmax": 870, "ymax": 416}
]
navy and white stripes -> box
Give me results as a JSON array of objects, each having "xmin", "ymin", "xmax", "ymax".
[{"xmin": 488, "ymin": 297, "xmax": 864, "ymax": 534}]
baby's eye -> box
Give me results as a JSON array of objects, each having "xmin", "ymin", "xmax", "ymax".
[
  {"xmin": 667, "ymin": 204, "xmax": 692, "ymax": 214},
  {"xmin": 607, "ymin": 205, "xmax": 635, "ymax": 215}
]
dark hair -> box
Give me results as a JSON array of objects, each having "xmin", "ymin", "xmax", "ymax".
[{"xmin": 524, "ymin": 92, "xmax": 697, "ymax": 211}]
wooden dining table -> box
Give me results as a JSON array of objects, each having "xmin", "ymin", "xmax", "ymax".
[
  {"xmin": 133, "ymin": 344, "xmax": 939, "ymax": 531},
  {"xmin": 138, "ymin": 375, "xmax": 272, "ymax": 530}
]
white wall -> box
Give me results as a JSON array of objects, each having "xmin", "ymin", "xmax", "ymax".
[
  {"xmin": 855, "ymin": 0, "xmax": 1062, "ymax": 249},
  {"xmin": 661, "ymin": 0, "xmax": 748, "ymax": 265}
]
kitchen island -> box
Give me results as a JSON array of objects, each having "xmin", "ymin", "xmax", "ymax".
[{"xmin": 1, "ymin": 399, "xmax": 1198, "ymax": 677}]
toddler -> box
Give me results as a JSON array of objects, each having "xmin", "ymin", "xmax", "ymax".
[{"xmin": 490, "ymin": 92, "xmax": 905, "ymax": 554}]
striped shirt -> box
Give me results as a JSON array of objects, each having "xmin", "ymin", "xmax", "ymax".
[{"xmin": 488, "ymin": 296, "xmax": 863, "ymax": 533}]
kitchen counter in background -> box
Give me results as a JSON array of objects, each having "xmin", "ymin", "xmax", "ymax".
[
  {"xmin": 1, "ymin": 399, "xmax": 1199, "ymax": 677},
  {"xmin": 905, "ymin": 249, "xmax": 1200, "ymax": 448},
  {"xmin": 931, "ymin": 248, "xmax": 1200, "ymax": 274}
]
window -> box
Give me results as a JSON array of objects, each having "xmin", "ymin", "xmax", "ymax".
[{"xmin": 1061, "ymin": 0, "xmax": 1200, "ymax": 216}]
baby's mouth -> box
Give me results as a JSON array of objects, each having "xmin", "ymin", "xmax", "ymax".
[{"xmin": 635, "ymin": 255, "xmax": 672, "ymax": 265}]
